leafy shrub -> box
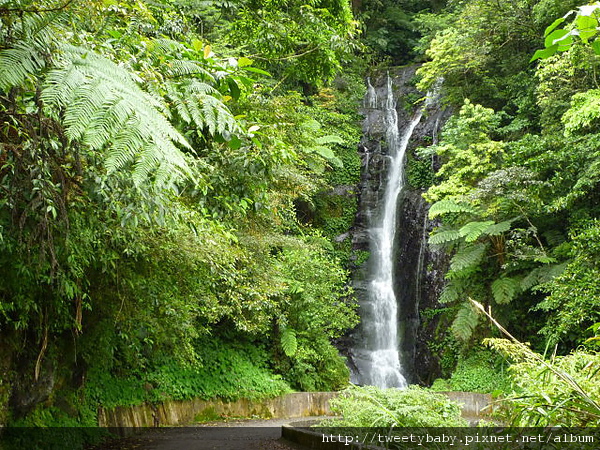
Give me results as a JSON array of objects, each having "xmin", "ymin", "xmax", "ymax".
[
  {"xmin": 147, "ymin": 339, "xmax": 291, "ymax": 402},
  {"xmin": 321, "ymin": 385, "xmax": 467, "ymax": 427},
  {"xmin": 487, "ymin": 339, "xmax": 600, "ymax": 427},
  {"xmin": 85, "ymin": 338, "xmax": 291, "ymax": 408},
  {"xmin": 430, "ymin": 348, "xmax": 511, "ymax": 394}
]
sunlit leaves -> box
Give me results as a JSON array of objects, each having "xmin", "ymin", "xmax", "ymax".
[{"xmin": 531, "ymin": 2, "xmax": 600, "ymax": 61}]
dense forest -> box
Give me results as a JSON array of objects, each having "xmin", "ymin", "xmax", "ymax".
[{"xmin": 1, "ymin": 0, "xmax": 600, "ymax": 438}]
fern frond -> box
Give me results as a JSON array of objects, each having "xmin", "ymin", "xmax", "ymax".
[
  {"xmin": 450, "ymin": 243, "xmax": 486, "ymax": 272},
  {"xmin": 491, "ymin": 277, "xmax": 520, "ymax": 304},
  {"xmin": 428, "ymin": 229, "xmax": 462, "ymax": 245},
  {"xmin": 428, "ymin": 199, "xmax": 477, "ymax": 219},
  {"xmin": 166, "ymin": 80, "xmax": 238, "ymax": 136},
  {"xmin": 280, "ymin": 327, "xmax": 298, "ymax": 357},
  {"xmin": 520, "ymin": 262, "xmax": 568, "ymax": 290},
  {"xmin": 459, "ymin": 220, "xmax": 495, "ymax": 242},
  {"xmin": 439, "ymin": 282, "xmax": 459, "ymax": 304},
  {"xmin": 483, "ymin": 219, "xmax": 514, "ymax": 236},
  {"xmin": 41, "ymin": 44, "xmax": 190, "ymax": 186},
  {"xmin": 166, "ymin": 59, "xmax": 214, "ymax": 79},
  {"xmin": 451, "ymin": 302, "xmax": 479, "ymax": 341},
  {"xmin": 0, "ymin": 10, "xmax": 64, "ymax": 89}
]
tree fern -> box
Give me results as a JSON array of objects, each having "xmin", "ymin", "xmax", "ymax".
[
  {"xmin": 520, "ymin": 262, "xmax": 568, "ymax": 290},
  {"xmin": 41, "ymin": 44, "xmax": 191, "ymax": 186},
  {"xmin": 166, "ymin": 79, "xmax": 239, "ymax": 136},
  {"xmin": 439, "ymin": 282, "xmax": 460, "ymax": 304},
  {"xmin": 459, "ymin": 220, "xmax": 495, "ymax": 242},
  {"xmin": 429, "ymin": 229, "xmax": 462, "ymax": 245},
  {"xmin": 147, "ymin": 38, "xmax": 215, "ymax": 81},
  {"xmin": 491, "ymin": 277, "xmax": 520, "ymax": 304},
  {"xmin": 451, "ymin": 302, "xmax": 479, "ymax": 341},
  {"xmin": 450, "ymin": 243, "xmax": 486, "ymax": 272},
  {"xmin": 428, "ymin": 199, "xmax": 477, "ymax": 219},
  {"xmin": 0, "ymin": 9, "xmax": 64, "ymax": 90},
  {"xmin": 483, "ymin": 219, "xmax": 514, "ymax": 236}
]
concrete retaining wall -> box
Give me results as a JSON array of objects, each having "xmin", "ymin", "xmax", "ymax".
[
  {"xmin": 97, "ymin": 392, "xmax": 337, "ymax": 436},
  {"xmin": 97, "ymin": 390, "xmax": 493, "ymax": 437}
]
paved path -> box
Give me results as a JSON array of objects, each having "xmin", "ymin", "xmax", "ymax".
[{"xmin": 97, "ymin": 417, "xmax": 325, "ymax": 450}]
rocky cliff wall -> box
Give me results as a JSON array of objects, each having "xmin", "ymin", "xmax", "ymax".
[{"xmin": 348, "ymin": 66, "xmax": 451, "ymax": 384}]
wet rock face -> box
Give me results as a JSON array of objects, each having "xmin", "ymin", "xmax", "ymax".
[
  {"xmin": 348, "ymin": 66, "xmax": 450, "ymax": 385},
  {"xmin": 10, "ymin": 351, "xmax": 56, "ymax": 418}
]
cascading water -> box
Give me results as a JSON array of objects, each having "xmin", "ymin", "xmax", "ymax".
[{"xmin": 352, "ymin": 74, "xmax": 424, "ymax": 388}]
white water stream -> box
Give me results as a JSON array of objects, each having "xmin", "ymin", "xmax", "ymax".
[{"xmin": 357, "ymin": 75, "xmax": 424, "ymax": 388}]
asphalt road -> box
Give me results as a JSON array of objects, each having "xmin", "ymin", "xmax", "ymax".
[{"xmin": 95, "ymin": 417, "xmax": 321, "ymax": 450}]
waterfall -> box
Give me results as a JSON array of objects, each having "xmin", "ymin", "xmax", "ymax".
[
  {"xmin": 352, "ymin": 74, "xmax": 423, "ymax": 388},
  {"xmin": 365, "ymin": 77, "xmax": 378, "ymax": 109}
]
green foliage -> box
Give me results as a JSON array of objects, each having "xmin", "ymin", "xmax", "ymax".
[
  {"xmin": 4, "ymin": 406, "xmax": 106, "ymax": 450},
  {"xmin": 430, "ymin": 348, "xmax": 511, "ymax": 394},
  {"xmin": 0, "ymin": 0, "xmax": 360, "ymax": 429},
  {"xmin": 226, "ymin": 0, "xmax": 358, "ymax": 89},
  {"xmin": 406, "ymin": 153, "xmax": 435, "ymax": 188},
  {"xmin": 531, "ymin": 3, "xmax": 600, "ymax": 61},
  {"xmin": 280, "ymin": 327, "xmax": 298, "ymax": 357},
  {"xmin": 428, "ymin": 199, "xmax": 477, "ymax": 218},
  {"xmin": 85, "ymin": 338, "xmax": 292, "ymax": 407},
  {"xmin": 270, "ymin": 242, "xmax": 358, "ymax": 391},
  {"xmin": 459, "ymin": 221, "xmax": 495, "ymax": 243},
  {"xmin": 486, "ymin": 339, "xmax": 600, "ymax": 426},
  {"xmin": 536, "ymin": 220, "xmax": 600, "ymax": 346},
  {"xmin": 413, "ymin": 0, "xmax": 600, "ymax": 419},
  {"xmin": 42, "ymin": 44, "xmax": 191, "ymax": 186},
  {"xmin": 449, "ymin": 243, "xmax": 486, "ymax": 272},
  {"xmin": 320, "ymin": 385, "xmax": 467, "ymax": 427},
  {"xmin": 491, "ymin": 277, "xmax": 520, "ymax": 304},
  {"xmin": 562, "ymin": 88, "xmax": 600, "ymax": 134},
  {"xmin": 450, "ymin": 302, "xmax": 480, "ymax": 342},
  {"xmin": 358, "ymin": 0, "xmax": 435, "ymax": 64}
]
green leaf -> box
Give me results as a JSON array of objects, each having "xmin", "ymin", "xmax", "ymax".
[
  {"xmin": 428, "ymin": 200, "xmax": 476, "ymax": 219},
  {"xmin": 450, "ymin": 243, "xmax": 486, "ymax": 272},
  {"xmin": 459, "ymin": 221, "xmax": 495, "ymax": 242},
  {"xmin": 243, "ymin": 67, "xmax": 271, "ymax": 76},
  {"xmin": 451, "ymin": 303, "xmax": 479, "ymax": 341},
  {"xmin": 281, "ymin": 328, "xmax": 298, "ymax": 357},
  {"xmin": 439, "ymin": 283, "xmax": 459, "ymax": 304},
  {"xmin": 483, "ymin": 219, "xmax": 513, "ymax": 236},
  {"xmin": 228, "ymin": 135, "xmax": 242, "ymax": 149},
  {"xmin": 429, "ymin": 229, "xmax": 462, "ymax": 245},
  {"xmin": 592, "ymin": 40, "xmax": 600, "ymax": 55},
  {"xmin": 577, "ymin": 14, "xmax": 599, "ymax": 31},
  {"xmin": 315, "ymin": 134, "xmax": 344, "ymax": 145},
  {"xmin": 227, "ymin": 78, "xmax": 241, "ymax": 101},
  {"xmin": 545, "ymin": 29, "xmax": 570, "ymax": 48},
  {"xmin": 238, "ymin": 56, "xmax": 253, "ymax": 67},
  {"xmin": 191, "ymin": 38, "xmax": 203, "ymax": 52},
  {"xmin": 313, "ymin": 145, "xmax": 335, "ymax": 159},
  {"xmin": 530, "ymin": 44, "xmax": 559, "ymax": 62},
  {"xmin": 491, "ymin": 277, "xmax": 520, "ymax": 304},
  {"xmin": 544, "ymin": 17, "xmax": 565, "ymax": 37}
]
